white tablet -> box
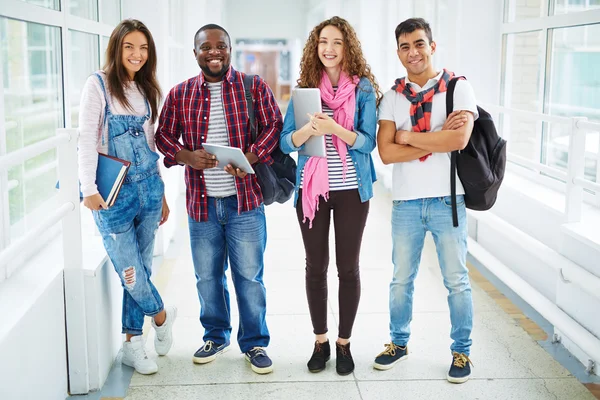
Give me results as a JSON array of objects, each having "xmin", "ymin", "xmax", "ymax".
[
  {"xmin": 202, "ymin": 143, "xmax": 255, "ymax": 174},
  {"xmin": 292, "ymin": 88, "xmax": 326, "ymax": 158}
]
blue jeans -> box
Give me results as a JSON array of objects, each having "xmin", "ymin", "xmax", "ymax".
[
  {"xmin": 389, "ymin": 195, "xmax": 473, "ymax": 355},
  {"xmin": 188, "ymin": 196, "xmax": 269, "ymax": 353},
  {"xmin": 93, "ymin": 174, "xmax": 165, "ymax": 335}
]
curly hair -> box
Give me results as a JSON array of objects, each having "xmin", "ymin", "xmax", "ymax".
[{"xmin": 298, "ymin": 16, "xmax": 382, "ymax": 105}]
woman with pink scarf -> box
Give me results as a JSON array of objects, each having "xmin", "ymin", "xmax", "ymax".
[{"xmin": 280, "ymin": 16, "xmax": 381, "ymax": 375}]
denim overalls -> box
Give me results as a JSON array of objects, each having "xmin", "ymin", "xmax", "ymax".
[{"xmin": 93, "ymin": 73, "xmax": 165, "ymax": 335}]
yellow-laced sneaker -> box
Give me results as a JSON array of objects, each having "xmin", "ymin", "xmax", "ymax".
[
  {"xmin": 373, "ymin": 343, "xmax": 408, "ymax": 370},
  {"xmin": 447, "ymin": 352, "xmax": 473, "ymax": 383}
]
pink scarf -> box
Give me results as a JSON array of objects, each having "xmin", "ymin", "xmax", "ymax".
[{"xmin": 302, "ymin": 70, "xmax": 359, "ymax": 228}]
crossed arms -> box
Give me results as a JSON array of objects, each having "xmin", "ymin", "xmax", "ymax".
[{"xmin": 377, "ymin": 110, "xmax": 475, "ymax": 164}]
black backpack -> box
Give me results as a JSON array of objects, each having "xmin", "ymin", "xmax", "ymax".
[
  {"xmin": 446, "ymin": 77, "xmax": 507, "ymax": 227},
  {"xmin": 242, "ymin": 74, "xmax": 297, "ymax": 205}
]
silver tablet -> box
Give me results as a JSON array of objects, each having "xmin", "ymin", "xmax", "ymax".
[
  {"xmin": 292, "ymin": 88, "xmax": 326, "ymax": 158},
  {"xmin": 202, "ymin": 143, "xmax": 255, "ymax": 174}
]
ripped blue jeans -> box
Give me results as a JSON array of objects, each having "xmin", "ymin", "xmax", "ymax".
[{"xmin": 93, "ymin": 174, "xmax": 165, "ymax": 335}]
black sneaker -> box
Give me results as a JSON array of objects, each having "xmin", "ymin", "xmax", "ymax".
[
  {"xmin": 447, "ymin": 352, "xmax": 473, "ymax": 383},
  {"xmin": 335, "ymin": 342, "xmax": 355, "ymax": 375},
  {"xmin": 307, "ymin": 340, "xmax": 330, "ymax": 372},
  {"xmin": 373, "ymin": 343, "xmax": 408, "ymax": 370}
]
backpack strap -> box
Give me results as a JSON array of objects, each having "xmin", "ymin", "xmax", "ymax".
[
  {"xmin": 446, "ymin": 77, "xmax": 460, "ymax": 228},
  {"xmin": 242, "ymin": 74, "xmax": 257, "ymax": 142}
]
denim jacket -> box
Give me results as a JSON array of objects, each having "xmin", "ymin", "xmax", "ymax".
[{"xmin": 280, "ymin": 77, "xmax": 378, "ymax": 206}]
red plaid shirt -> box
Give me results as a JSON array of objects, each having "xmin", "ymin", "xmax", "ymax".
[{"xmin": 155, "ymin": 66, "xmax": 283, "ymax": 222}]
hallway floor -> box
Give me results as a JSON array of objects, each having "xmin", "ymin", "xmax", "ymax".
[{"xmin": 102, "ymin": 183, "xmax": 597, "ymax": 400}]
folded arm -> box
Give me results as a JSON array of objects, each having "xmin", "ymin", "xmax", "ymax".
[
  {"xmin": 397, "ymin": 111, "xmax": 475, "ymax": 153},
  {"xmin": 377, "ymin": 120, "xmax": 431, "ymax": 164}
]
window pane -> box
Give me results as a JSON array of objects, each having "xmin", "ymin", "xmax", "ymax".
[
  {"xmin": 101, "ymin": 0, "xmax": 121, "ymax": 26},
  {"xmin": 70, "ymin": 0, "xmax": 98, "ymax": 21},
  {"xmin": 553, "ymin": 0, "xmax": 600, "ymax": 14},
  {"xmin": 18, "ymin": 0, "xmax": 60, "ymax": 10},
  {"xmin": 545, "ymin": 24, "xmax": 600, "ymax": 184},
  {"xmin": 70, "ymin": 30, "xmax": 99, "ymax": 128},
  {"xmin": 505, "ymin": 0, "xmax": 545, "ymax": 22},
  {"xmin": 0, "ymin": 18, "xmax": 63, "ymax": 237},
  {"xmin": 502, "ymin": 31, "xmax": 544, "ymax": 163},
  {"xmin": 100, "ymin": 35, "xmax": 109, "ymax": 67}
]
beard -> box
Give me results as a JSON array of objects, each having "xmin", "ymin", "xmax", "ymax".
[{"xmin": 200, "ymin": 62, "xmax": 229, "ymax": 80}]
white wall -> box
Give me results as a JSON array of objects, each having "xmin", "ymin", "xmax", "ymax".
[
  {"xmin": 0, "ymin": 265, "xmax": 68, "ymax": 400},
  {"xmin": 224, "ymin": 0, "xmax": 307, "ymax": 43}
]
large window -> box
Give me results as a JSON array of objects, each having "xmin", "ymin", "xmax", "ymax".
[
  {"xmin": 1, "ymin": 17, "xmax": 63, "ymax": 240},
  {"xmin": 0, "ymin": 1, "xmax": 119, "ymax": 278},
  {"xmin": 502, "ymin": 0, "xmax": 600, "ymax": 203},
  {"xmin": 502, "ymin": 31, "xmax": 544, "ymax": 162},
  {"xmin": 545, "ymin": 23, "xmax": 600, "ymax": 183}
]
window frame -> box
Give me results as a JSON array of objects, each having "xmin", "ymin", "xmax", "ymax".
[
  {"xmin": 501, "ymin": 0, "xmax": 600, "ymax": 207},
  {"xmin": 0, "ymin": 0, "xmax": 119, "ymax": 280}
]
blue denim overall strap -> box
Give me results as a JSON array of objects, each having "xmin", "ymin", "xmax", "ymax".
[{"xmin": 94, "ymin": 73, "xmax": 158, "ymax": 182}]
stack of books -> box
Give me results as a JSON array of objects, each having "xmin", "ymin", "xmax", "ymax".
[{"xmin": 96, "ymin": 153, "xmax": 131, "ymax": 207}]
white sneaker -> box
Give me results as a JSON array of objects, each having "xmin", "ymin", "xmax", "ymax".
[
  {"xmin": 151, "ymin": 305, "xmax": 177, "ymax": 356},
  {"xmin": 122, "ymin": 336, "xmax": 158, "ymax": 375}
]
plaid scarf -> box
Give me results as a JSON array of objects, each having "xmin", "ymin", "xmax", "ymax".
[{"xmin": 392, "ymin": 69, "xmax": 454, "ymax": 161}]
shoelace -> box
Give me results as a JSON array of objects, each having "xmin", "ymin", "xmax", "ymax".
[
  {"xmin": 452, "ymin": 352, "xmax": 474, "ymax": 368},
  {"xmin": 249, "ymin": 347, "xmax": 266, "ymax": 358},
  {"xmin": 131, "ymin": 342, "xmax": 149, "ymax": 360},
  {"xmin": 202, "ymin": 341, "xmax": 215, "ymax": 353},
  {"xmin": 314, "ymin": 341, "xmax": 324, "ymax": 353},
  {"xmin": 377, "ymin": 343, "xmax": 403, "ymax": 357},
  {"xmin": 337, "ymin": 343, "xmax": 350, "ymax": 357}
]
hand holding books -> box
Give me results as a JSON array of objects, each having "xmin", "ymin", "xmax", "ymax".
[
  {"xmin": 83, "ymin": 193, "xmax": 108, "ymax": 211},
  {"xmin": 82, "ymin": 153, "xmax": 131, "ymax": 211}
]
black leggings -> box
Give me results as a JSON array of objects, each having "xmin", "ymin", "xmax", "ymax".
[{"xmin": 296, "ymin": 189, "xmax": 369, "ymax": 339}]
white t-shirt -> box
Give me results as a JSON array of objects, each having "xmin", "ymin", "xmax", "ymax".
[
  {"xmin": 78, "ymin": 71, "xmax": 157, "ymax": 197},
  {"xmin": 378, "ymin": 71, "xmax": 479, "ymax": 201}
]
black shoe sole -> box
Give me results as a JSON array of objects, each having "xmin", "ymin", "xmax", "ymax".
[
  {"xmin": 308, "ymin": 356, "xmax": 330, "ymax": 373},
  {"xmin": 336, "ymin": 368, "xmax": 354, "ymax": 376}
]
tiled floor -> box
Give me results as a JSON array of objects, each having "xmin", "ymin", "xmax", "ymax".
[{"xmin": 93, "ymin": 183, "xmax": 598, "ymax": 400}]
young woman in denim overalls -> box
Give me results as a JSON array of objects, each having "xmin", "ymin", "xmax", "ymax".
[{"xmin": 78, "ymin": 19, "xmax": 176, "ymax": 375}]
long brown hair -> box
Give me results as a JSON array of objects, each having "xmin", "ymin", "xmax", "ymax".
[
  {"xmin": 298, "ymin": 16, "xmax": 382, "ymax": 105},
  {"xmin": 102, "ymin": 19, "xmax": 161, "ymax": 124}
]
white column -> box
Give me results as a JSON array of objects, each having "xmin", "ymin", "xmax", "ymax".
[{"xmin": 58, "ymin": 128, "xmax": 89, "ymax": 394}]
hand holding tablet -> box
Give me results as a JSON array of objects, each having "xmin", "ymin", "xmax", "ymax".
[{"xmin": 202, "ymin": 143, "xmax": 256, "ymax": 175}]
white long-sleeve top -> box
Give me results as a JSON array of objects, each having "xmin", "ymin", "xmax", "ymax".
[{"xmin": 78, "ymin": 71, "xmax": 157, "ymax": 197}]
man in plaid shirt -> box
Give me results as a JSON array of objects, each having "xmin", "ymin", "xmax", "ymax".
[{"xmin": 155, "ymin": 23, "xmax": 282, "ymax": 375}]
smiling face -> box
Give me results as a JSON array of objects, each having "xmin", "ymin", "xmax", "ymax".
[
  {"xmin": 317, "ymin": 25, "xmax": 344, "ymax": 72},
  {"xmin": 194, "ymin": 28, "xmax": 231, "ymax": 82},
  {"xmin": 397, "ymin": 29, "xmax": 436, "ymax": 81},
  {"xmin": 121, "ymin": 30, "xmax": 148, "ymax": 80}
]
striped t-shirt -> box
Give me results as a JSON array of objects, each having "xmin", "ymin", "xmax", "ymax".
[
  {"xmin": 300, "ymin": 88, "xmax": 358, "ymax": 190},
  {"xmin": 204, "ymin": 82, "xmax": 237, "ymax": 197}
]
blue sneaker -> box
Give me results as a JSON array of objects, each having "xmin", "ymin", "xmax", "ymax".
[
  {"xmin": 245, "ymin": 347, "xmax": 273, "ymax": 374},
  {"xmin": 192, "ymin": 340, "xmax": 230, "ymax": 364},
  {"xmin": 373, "ymin": 343, "xmax": 408, "ymax": 370},
  {"xmin": 447, "ymin": 352, "xmax": 473, "ymax": 383}
]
